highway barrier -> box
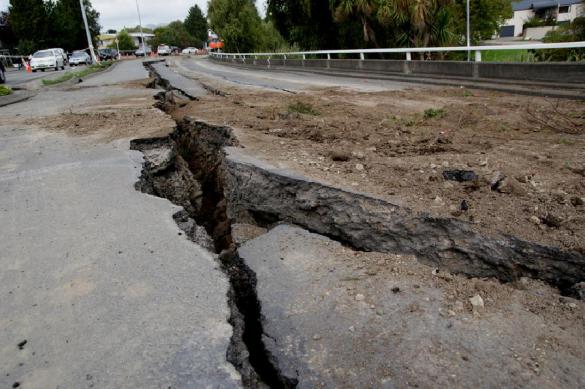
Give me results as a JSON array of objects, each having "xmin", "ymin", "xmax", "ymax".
[{"xmin": 210, "ymin": 42, "xmax": 585, "ymax": 84}]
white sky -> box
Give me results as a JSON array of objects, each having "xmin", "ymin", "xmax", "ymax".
[{"xmin": 0, "ymin": 0, "xmax": 267, "ymax": 31}]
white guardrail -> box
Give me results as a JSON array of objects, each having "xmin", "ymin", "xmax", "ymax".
[{"xmin": 210, "ymin": 41, "xmax": 585, "ymax": 62}]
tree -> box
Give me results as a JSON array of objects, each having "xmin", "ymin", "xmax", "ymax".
[
  {"xmin": 111, "ymin": 29, "xmax": 136, "ymax": 51},
  {"xmin": 0, "ymin": 11, "xmax": 17, "ymax": 50},
  {"xmin": 452, "ymin": 0, "xmax": 513, "ymax": 43},
  {"xmin": 9, "ymin": 0, "xmax": 50, "ymax": 52},
  {"xmin": 208, "ymin": 0, "xmax": 264, "ymax": 53},
  {"xmin": 51, "ymin": 0, "xmax": 100, "ymax": 51},
  {"xmin": 268, "ymin": 0, "xmax": 356, "ymax": 50},
  {"xmin": 331, "ymin": 0, "xmax": 379, "ymax": 47},
  {"xmin": 377, "ymin": 0, "xmax": 457, "ymax": 49},
  {"xmin": 184, "ymin": 4, "xmax": 207, "ymax": 46},
  {"xmin": 151, "ymin": 21, "xmax": 197, "ymax": 48}
]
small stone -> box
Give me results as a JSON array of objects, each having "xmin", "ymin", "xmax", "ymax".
[
  {"xmin": 391, "ymin": 287, "xmax": 400, "ymax": 293},
  {"xmin": 312, "ymin": 334, "xmax": 322, "ymax": 340},
  {"xmin": 348, "ymin": 326, "xmax": 355, "ymax": 332},
  {"xmin": 529, "ymin": 216, "xmax": 541, "ymax": 225},
  {"xmin": 542, "ymin": 213, "xmax": 563, "ymax": 228},
  {"xmin": 469, "ymin": 295, "xmax": 484, "ymax": 313},
  {"xmin": 448, "ymin": 310, "xmax": 456, "ymax": 317},
  {"xmin": 479, "ymin": 159, "xmax": 488, "ymax": 167},
  {"xmin": 365, "ymin": 146, "xmax": 377, "ymax": 152},
  {"xmin": 352, "ymin": 151, "xmax": 365, "ymax": 159},
  {"xmin": 571, "ymin": 197, "xmax": 585, "ymax": 207},
  {"xmin": 355, "ymin": 293, "xmax": 365, "ymax": 301},
  {"xmin": 568, "ymin": 303, "xmax": 577, "ymax": 309},
  {"xmin": 355, "ymin": 163, "xmax": 365, "ymax": 171},
  {"xmin": 460, "ymin": 200, "xmax": 469, "ymax": 211},
  {"xmin": 442, "ymin": 161, "xmax": 450, "ymax": 167},
  {"xmin": 433, "ymin": 196, "xmax": 444, "ymax": 205},
  {"xmin": 376, "ymin": 309, "xmax": 384, "ymax": 316},
  {"xmin": 454, "ymin": 301, "xmax": 465, "ymax": 312},
  {"xmin": 443, "ymin": 181, "xmax": 454, "ymax": 189},
  {"xmin": 430, "ymin": 163, "xmax": 438, "ymax": 169},
  {"xmin": 330, "ymin": 150, "xmax": 351, "ymax": 162},
  {"xmin": 572, "ymin": 282, "xmax": 585, "ymax": 300}
]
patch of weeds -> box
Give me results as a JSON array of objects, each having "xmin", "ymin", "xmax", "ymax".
[
  {"xmin": 423, "ymin": 108, "xmax": 447, "ymax": 119},
  {"xmin": 288, "ymin": 101, "xmax": 320, "ymax": 116},
  {"xmin": 497, "ymin": 125, "xmax": 510, "ymax": 132},
  {"xmin": 559, "ymin": 138, "xmax": 575, "ymax": 146},
  {"xmin": 42, "ymin": 61, "xmax": 113, "ymax": 86},
  {"xmin": 0, "ymin": 85, "xmax": 12, "ymax": 96},
  {"xmin": 463, "ymin": 90, "xmax": 474, "ymax": 97}
]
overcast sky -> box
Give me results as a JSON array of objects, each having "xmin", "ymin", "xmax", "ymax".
[{"xmin": 0, "ymin": 0, "xmax": 267, "ymax": 31}]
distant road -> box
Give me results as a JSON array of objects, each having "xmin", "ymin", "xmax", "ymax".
[
  {"xmin": 4, "ymin": 65, "xmax": 88, "ymax": 87},
  {"xmin": 176, "ymin": 57, "xmax": 417, "ymax": 92}
]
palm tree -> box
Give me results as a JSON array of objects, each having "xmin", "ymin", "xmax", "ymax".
[
  {"xmin": 377, "ymin": 0, "xmax": 456, "ymax": 52},
  {"xmin": 331, "ymin": 0, "xmax": 379, "ymax": 46}
]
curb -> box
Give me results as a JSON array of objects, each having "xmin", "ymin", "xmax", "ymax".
[{"xmin": 0, "ymin": 90, "xmax": 36, "ymax": 107}]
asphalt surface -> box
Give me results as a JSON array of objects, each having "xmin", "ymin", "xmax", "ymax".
[
  {"xmin": 4, "ymin": 65, "xmax": 88, "ymax": 88},
  {"xmin": 175, "ymin": 57, "xmax": 416, "ymax": 92},
  {"xmin": 0, "ymin": 60, "xmax": 241, "ymax": 388}
]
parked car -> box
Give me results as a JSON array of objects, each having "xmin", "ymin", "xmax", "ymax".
[
  {"xmin": 49, "ymin": 48, "xmax": 68, "ymax": 65},
  {"xmin": 0, "ymin": 61, "xmax": 5, "ymax": 84},
  {"xmin": 157, "ymin": 44, "xmax": 171, "ymax": 56},
  {"xmin": 181, "ymin": 47, "xmax": 198, "ymax": 55},
  {"xmin": 170, "ymin": 46, "xmax": 180, "ymax": 55},
  {"xmin": 69, "ymin": 50, "xmax": 92, "ymax": 66},
  {"xmin": 135, "ymin": 46, "xmax": 152, "ymax": 57},
  {"xmin": 98, "ymin": 48, "xmax": 118, "ymax": 61},
  {"xmin": 30, "ymin": 49, "xmax": 65, "ymax": 72}
]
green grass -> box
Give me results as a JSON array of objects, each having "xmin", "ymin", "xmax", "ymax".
[
  {"xmin": 42, "ymin": 61, "xmax": 113, "ymax": 86},
  {"xmin": 0, "ymin": 85, "xmax": 12, "ymax": 96},
  {"xmin": 424, "ymin": 108, "xmax": 446, "ymax": 119},
  {"xmin": 481, "ymin": 49, "xmax": 535, "ymax": 63},
  {"xmin": 288, "ymin": 101, "xmax": 320, "ymax": 116}
]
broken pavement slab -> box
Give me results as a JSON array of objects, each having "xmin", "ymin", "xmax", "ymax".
[
  {"xmin": 0, "ymin": 60, "xmax": 241, "ymax": 388},
  {"xmin": 238, "ymin": 224, "xmax": 585, "ymax": 388}
]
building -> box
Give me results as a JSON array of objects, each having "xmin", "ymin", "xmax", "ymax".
[
  {"xmin": 129, "ymin": 32, "xmax": 155, "ymax": 49},
  {"xmin": 500, "ymin": 0, "xmax": 584, "ymax": 38},
  {"xmin": 97, "ymin": 34, "xmax": 116, "ymax": 49}
]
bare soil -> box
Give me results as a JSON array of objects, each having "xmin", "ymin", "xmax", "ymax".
[{"xmin": 173, "ymin": 86, "xmax": 585, "ymax": 253}]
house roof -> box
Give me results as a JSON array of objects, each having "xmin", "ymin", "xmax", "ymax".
[{"xmin": 512, "ymin": 0, "xmax": 583, "ymax": 11}]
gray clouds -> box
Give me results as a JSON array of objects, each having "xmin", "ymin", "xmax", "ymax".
[{"xmin": 0, "ymin": 0, "xmax": 266, "ymax": 31}]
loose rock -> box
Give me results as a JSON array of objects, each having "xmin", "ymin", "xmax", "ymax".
[{"xmin": 442, "ymin": 170, "xmax": 479, "ymax": 182}]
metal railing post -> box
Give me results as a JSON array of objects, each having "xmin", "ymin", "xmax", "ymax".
[
  {"xmin": 406, "ymin": 52, "xmax": 412, "ymax": 61},
  {"xmin": 474, "ymin": 50, "xmax": 482, "ymax": 62}
]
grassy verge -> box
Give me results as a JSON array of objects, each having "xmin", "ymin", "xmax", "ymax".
[
  {"xmin": 481, "ymin": 49, "xmax": 535, "ymax": 63},
  {"xmin": 42, "ymin": 61, "xmax": 113, "ymax": 86},
  {"xmin": 0, "ymin": 85, "xmax": 12, "ymax": 96}
]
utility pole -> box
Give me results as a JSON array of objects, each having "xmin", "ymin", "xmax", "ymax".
[
  {"xmin": 135, "ymin": 0, "xmax": 146, "ymax": 55},
  {"xmin": 79, "ymin": 0, "xmax": 98, "ymax": 63},
  {"xmin": 466, "ymin": 0, "xmax": 471, "ymax": 61}
]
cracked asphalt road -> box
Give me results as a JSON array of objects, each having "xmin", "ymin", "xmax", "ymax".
[{"xmin": 0, "ymin": 60, "xmax": 241, "ymax": 388}]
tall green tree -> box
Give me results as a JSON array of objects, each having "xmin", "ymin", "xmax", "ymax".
[
  {"xmin": 51, "ymin": 0, "xmax": 100, "ymax": 51},
  {"xmin": 151, "ymin": 21, "xmax": 197, "ymax": 48},
  {"xmin": 331, "ymin": 0, "xmax": 379, "ymax": 46},
  {"xmin": 110, "ymin": 29, "xmax": 136, "ymax": 51},
  {"xmin": 208, "ymin": 0, "xmax": 264, "ymax": 52},
  {"xmin": 9, "ymin": 0, "xmax": 50, "ymax": 52},
  {"xmin": 184, "ymin": 4, "xmax": 207, "ymax": 46},
  {"xmin": 452, "ymin": 0, "xmax": 513, "ymax": 43},
  {"xmin": 0, "ymin": 11, "xmax": 18, "ymax": 50}
]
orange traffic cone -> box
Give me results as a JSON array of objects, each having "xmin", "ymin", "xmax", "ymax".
[{"xmin": 22, "ymin": 58, "xmax": 31, "ymax": 73}]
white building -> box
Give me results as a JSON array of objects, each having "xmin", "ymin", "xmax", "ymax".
[
  {"xmin": 129, "ymin": 32, "xmax": 155, "ymax": 48},
  {"xmin": 500, "ymin": 0, "xmax": 584, "ymax": 38}
]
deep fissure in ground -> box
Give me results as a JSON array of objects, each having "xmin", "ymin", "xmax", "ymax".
[
  {"xmin": 134, "ymin": 65, "xmax": 585, "ymax": 384},
  {"xmin": 130, "ymin": 123, "xmax": 297, "ymax": 387}
]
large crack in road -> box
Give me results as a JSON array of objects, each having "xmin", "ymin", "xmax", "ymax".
[{"xmin": 129, "ymin": 61, "xmax": 585, "ymax": 388}]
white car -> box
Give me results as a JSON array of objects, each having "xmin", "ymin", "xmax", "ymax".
[
  {"xmin": 181, "ymin": 47, "xmax": 198, "ymax": 55},
  {"xmin": 30, "ymin": 49, "xmax": 65, "ymax": 72},
  {"xmin": 69, "ymin": 51, "xmax": 91, "ymax": 66},
  {"xmin": 157, "ymin": 44, "xmax": 171, "ymax": 56},
  {"xmin": 49, "ymin": 48, "xmax": 68, "ymax": 65}
]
